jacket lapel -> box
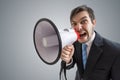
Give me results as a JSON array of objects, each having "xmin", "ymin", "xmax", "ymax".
[
  {"xmin": 74, "ymin": 41, "xmax": 84, "ymax": 77},
  {"xmin": 84, "ymin": 32, "xmax": 104, "ymax": 78}
]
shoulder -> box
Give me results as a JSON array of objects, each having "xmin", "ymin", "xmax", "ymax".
[
  {"xmin": 94, "ymin": 32, "xmax": 120, "ymax": 53},
  {"xmin": 103, "ymin": 38, "xmax": 120, "ymax": 52},
  {"xmin": 95, "ymin": 32, "xmax": 120, "ymax": 47}
]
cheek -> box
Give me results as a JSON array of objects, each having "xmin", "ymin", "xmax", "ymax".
[
  {"xmin": 85, "ymin": 25, "xmax": 92, "ymax": 34},
  {"xmin": 88, "ymin": 27, "xmax": 94, "ymax": 36},
  {"xmin": 74, "ymin": 27, "xmax": 77, "ymax": 31}
]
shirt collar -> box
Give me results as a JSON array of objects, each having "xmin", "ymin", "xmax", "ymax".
[{"xmin": 85, "ymin": 31, "xmax": 95, "ymax": 46}]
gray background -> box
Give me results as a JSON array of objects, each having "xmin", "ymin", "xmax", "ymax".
[{"xmin": 0, "ymin": 0, "xmax": 120, "ymax": 80}]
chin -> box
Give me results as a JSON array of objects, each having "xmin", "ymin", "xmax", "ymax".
[
  {"xmin": 78, "ymin": 37, "xmax": 88, "ymax": 43},
  {"xmin": 78, "ymin": 39, "xmax": 86, "ymax": 43}
]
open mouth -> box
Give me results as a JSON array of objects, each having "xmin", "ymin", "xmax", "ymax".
[
  {"xmin": 74, "ymin": 29, "xmax": 87, "ymax": 39},
  {"xmin": 80, "ymin": 32, "xmax": 87, "ymax": 38}
]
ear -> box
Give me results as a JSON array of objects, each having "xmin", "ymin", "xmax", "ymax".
[{"xmin": 92, "ymin": 19, "xmax": 96, "ymax": 27}]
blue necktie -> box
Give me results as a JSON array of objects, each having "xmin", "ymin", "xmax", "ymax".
[{"xmin": 82, "ymin": 44, "xmax": 87, "ymax": 69}]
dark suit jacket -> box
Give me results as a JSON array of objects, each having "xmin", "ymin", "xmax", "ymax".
[{"xmin": 66, "ymin": 32, "xmax": 120, "ymax": 80}]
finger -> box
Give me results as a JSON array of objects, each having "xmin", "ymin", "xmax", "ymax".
[
  {"xmin": 64, "ymin": 46, "xmax": 72, "ymax": 52},
  {"xmin": 66, "ymin": 45, "xmax": 73, "ymax": 49},
  {"xmin": 61, "ymin": 52, "xmax": 70, "ymax": 58},
  {"xmin": 61, "ymin": 56, "xmax": 70, "ymax": 63},
  {"xmin": 62, "ymin": 48, "xmax": 71, "ymax": 54}
]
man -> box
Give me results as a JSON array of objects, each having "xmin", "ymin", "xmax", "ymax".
[{"xmin": 61, "ymin": 5, "xmax": 120, "ymax": 80}]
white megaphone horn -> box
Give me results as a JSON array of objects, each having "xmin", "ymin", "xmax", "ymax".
[{"xmin": 33, "ymin": 18, "xmax": 80, "ymax": 65}]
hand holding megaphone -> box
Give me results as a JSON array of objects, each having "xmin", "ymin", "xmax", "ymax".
[{"xmin": 61, "ymin": 45, "xmax": 74, "ymax": 64}]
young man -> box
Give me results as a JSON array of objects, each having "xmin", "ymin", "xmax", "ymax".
[{"xmin": 61, "ymin": 5, "xmax": 120, "ymax": 80}]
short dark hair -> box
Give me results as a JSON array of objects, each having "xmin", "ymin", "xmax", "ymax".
[{"xmin": 70, "ymin": 5, "xmax": 95, "ymax": 23}]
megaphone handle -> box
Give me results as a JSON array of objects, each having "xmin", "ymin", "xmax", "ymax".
[{"xmin": 60, "ymin": 61, "xmax": 67, "ymax": 80}]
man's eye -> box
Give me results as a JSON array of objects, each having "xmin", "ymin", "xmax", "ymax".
[
  {"xmin": 72, "ymin": 23, "xmax": 77, "ymax": 26},
  {"xmin": 81, "ymin": 20, "xmax": 87, "ymax": 24}
]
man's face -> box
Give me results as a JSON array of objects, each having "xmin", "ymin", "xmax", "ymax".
[{"xmin": 71, "ymin": 11, "xmax": 96, "ymax": 43}]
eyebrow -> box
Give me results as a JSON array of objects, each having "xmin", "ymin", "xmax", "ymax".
[
  {"xmin": 80, "ymin": 16, "xmax": 87, "ymax": 21},
  {"xmin": 72, "ymin": 16, "xmax": 87, "ymax": 23}
]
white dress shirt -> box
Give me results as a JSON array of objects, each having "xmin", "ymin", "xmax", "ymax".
[{"xmin": 85, "ymin": 32, "xmax": 96, "ymax": 57}]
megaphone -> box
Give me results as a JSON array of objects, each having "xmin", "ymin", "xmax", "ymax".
[{"xmin": 33, "ymin": 18, "xmax": 79, "ymax": 65}]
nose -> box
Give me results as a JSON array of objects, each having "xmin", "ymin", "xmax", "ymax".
[{"xmin": 74, "ymin": 23, "xmax": 82, "ymax": 31}]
